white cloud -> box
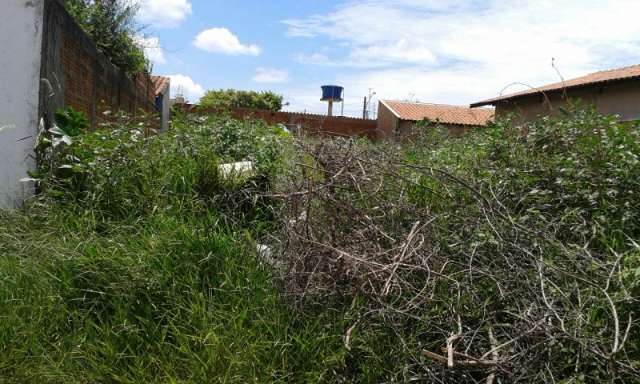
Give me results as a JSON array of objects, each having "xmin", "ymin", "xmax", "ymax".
[
  {"xmin": 294, "ymin": 53, "xmax": 332, "ymax": 65},
  {"xmin": 193, "ymin": 28, "xmax": 261, "ymax": 56},
  {"xmin": 295, "ymin": 40, "xmax": 436, "ymax": 68},
  {"xmin": 139, "ymin": 0, "xmax": 192, "ymax": 28},
  {"xmin": 253, "ymin": 67, "xmax": 289, "ymax": 83},
  {"xmin": 134, "ymin": 35, "xmax": 166, "ymax": 66},
  {"xmin": 349, "ymin": 38, "xmax": 436, "ymax": 65},
  {"xmin": 283, "ymin": 0, "xmax": 640, "ymax": 113},
  {"xmin": 168, "ymin": 74, "xmax": 205, "ymax": 103}
]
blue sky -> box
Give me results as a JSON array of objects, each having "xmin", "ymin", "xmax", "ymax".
[{"xmin": 138, "ymin": 0, "xmax": 640, "ymax": 117}]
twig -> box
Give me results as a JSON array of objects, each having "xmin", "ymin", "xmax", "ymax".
[
  {"xmin": 486, "ymin": 323, "xmax": 499, "ymax": 384},
  {"xmin": 422, "ymin": 350, "xmax": 498, "ymax": 369},
  {"xmin": 602, "ymin": 289, "xmax": 620, "ymax": 357},
  {"xmin": 344, "ymin": 320, "xmax": 359, "ymax": 351}
]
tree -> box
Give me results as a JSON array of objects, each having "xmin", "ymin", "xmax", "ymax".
[
  {"xmin": 66, "ymin": 0, "xmax": 148, "ymax": 74},
  {"xmin": 199, "ymin": 89, "xmax": 284, "ymax": 112}
]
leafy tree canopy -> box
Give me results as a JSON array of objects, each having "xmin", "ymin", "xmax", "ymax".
[
  {"xmin": 65, "ymin": 0, "xmax": 148, "ymax": 74},
  {"xmin": 199, "ymin": 89, "xmax": 284, "ymax": 112}
]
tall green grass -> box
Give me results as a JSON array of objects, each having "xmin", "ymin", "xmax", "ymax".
[
  {"xmin": 0, "ymin": 115, "xmax": 357, "ymax": 383},
  {"xmin": 0, "ymin": 209, "xmax": 356, "ymax": 383}
]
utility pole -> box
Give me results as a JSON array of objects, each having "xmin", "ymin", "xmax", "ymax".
[{"xmin": 362, "ymin": 96, "xmax": 368, "ymax": 119}]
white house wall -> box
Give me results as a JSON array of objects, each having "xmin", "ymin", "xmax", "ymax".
[{"xmin": 0, "ymin": 1, "xmax": 45, "ymax": 208}]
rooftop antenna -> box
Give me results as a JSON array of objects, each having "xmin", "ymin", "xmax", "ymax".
[
  {"xmin": 551, "ymin": 57, "xmax": 568, "ymax": 100},
  {"xmin": 370, "ymin": 96, "xmax": 378, "ymax": 118},
  {"xmin": 173, "ymin": 85, "xmax": 186, "ymax": 104},
  {"xmin": 366, "ymin": 88, "xmax": 376, "ymax": 119}
]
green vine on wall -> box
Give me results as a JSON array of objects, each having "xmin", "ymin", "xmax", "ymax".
[{"xmin": 65, "ymin": 0, "xmax": 149, "ymax": 74}]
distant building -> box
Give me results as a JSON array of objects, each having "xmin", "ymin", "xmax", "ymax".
[
  {"xmin": 151, "ymin": 76, "xmax": 171, "ymax": 131},
  {"xmin": 170, "ymin": 94, "xmax": 186, "ymax": 107},
  {"xmin": 377, "ymin": 100, "xmax": 494, "ymax": 139},
  {"xmin": 471, "ymin": 64, "xmax": 640, "ymax": 123}
]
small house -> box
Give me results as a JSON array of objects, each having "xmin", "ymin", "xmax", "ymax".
[
  {"xmin": 471, "ymin": 64, "xmax": 640, "ymax": 123},
  {"xmin": 377, "ymin": 100, "xmax": 494, "ymax": 139}
]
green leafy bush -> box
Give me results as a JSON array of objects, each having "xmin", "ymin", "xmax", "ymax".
[
  {"xmin": 35, "ymin": 114, "xmax": 290, "ymax": 225},
  {"xmin": 54, "ymin": 106, "xmax": 90, "ymax": 136},
  {"xmin": 66, "ymin": 0, "xmax": 148, "ymax": 74},
  {"xmin": 199, "ymin": 89, "xmax": 284, "ymax": 112}
]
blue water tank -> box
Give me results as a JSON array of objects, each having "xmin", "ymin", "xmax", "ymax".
[{"xmin": 321, "ymin": 85, "xmax": 344, "ymax": 101}]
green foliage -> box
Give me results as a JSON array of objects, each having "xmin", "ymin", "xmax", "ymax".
[
  {"xmin": 199, "ymin": 89, "xmax": 284, "ymax": 112},
  {"xmin": 0, "ymin": 114, "xmax": 348, "ymax": 383},
  {"xmin": 407, "ymin": 108, "xmax": 640, "ymax": 380},
  {"xmin": 65, "ymin": 0, "xmax": 148, "ymax": 74},
  {"xmin": 35, "ymin": 114, "xmax": 290, "ymax": 226},
  {"xmin": 477, "ymin": 108, "xmax": 638, "ymax": 248},
  {"xmin": 54, "ymin": 107, "xmax": 90, "ymax": 136},
  {"xmin": 2, "ymin": 107, "xmax": 640, "ymax": 382},
  {"xmin": 0, "ymin": 211, "xmax": 354, "ymax": 383},
  {"xmin": 405, "ymin": 107, "xmax": 640, "ymax": 249}
]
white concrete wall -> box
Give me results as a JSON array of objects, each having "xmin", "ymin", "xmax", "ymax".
[{"xmin": 0, "ymin": 1, "xmax": 45, "ymax": 208}]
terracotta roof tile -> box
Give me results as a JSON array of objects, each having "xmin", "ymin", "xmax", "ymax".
[
  {"xmin": 382, "ymin": 100, "xmax": 494, "ymax": 126},
  {"xmin": 151, "ymin": 75, "xmax": 170, "ymax": 96},
  {"xmin": 472, "ymin": 64, "xmax": 640, "ymax": 107}
]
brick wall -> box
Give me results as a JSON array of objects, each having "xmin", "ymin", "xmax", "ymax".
[
  {"xmin": 190, "ymin": 106, "xmax": 380, "ymax": 139},
  {"xmin": 376, "ymin": 101, "xmax": 399, "ymax": 138},
  {"xmin": 39, "ymin": 0, "xmax": 157, "ymax": 130}
]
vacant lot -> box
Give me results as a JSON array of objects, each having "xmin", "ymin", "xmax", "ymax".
[{"xmin": 1, "ymin": 109, "xmax": 639, "ymax": 383}]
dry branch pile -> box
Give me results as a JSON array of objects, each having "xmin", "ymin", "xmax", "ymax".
[{"xmin": 267, "ymin": 129, "xmax": 639, "ymax": 382}]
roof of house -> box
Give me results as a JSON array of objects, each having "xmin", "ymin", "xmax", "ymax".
[
  {"xmin": 381, "ymin": 100, "xmax": 494, "ymax": 126},
  {"xmin": 471, "ymin": 64, "xmax": 640, "ymax": 107},
  {"xmin": 151, "ymin": 76, "xmax": 170, "ymax": 96}
]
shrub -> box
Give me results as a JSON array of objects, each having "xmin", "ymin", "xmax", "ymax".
[
  {"xmin": 66, "ymin": 0, "xmax": 148, "ymax": 74},
  {"xmin": 199, "ymin": 89, "xmax": 284, "ymax": 112},
  {"xmin": 54, "ymin": 106, "xmax": 90, "ymax": 136},
  {"xmin": 31, "ymin": 113, "xmax": 290, "ymax": 227}
]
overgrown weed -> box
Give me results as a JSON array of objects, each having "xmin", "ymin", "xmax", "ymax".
[
  {"xmin": 1, "ymin": 107, "xmax": 639, "ymax": 382},
  {"xmin": 0, "ymin": 114, "xmax": 347, "ymax": 383},
  {"xmin": 273, "ymin": 107, "xmax": 640, "ymax": 382}
]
